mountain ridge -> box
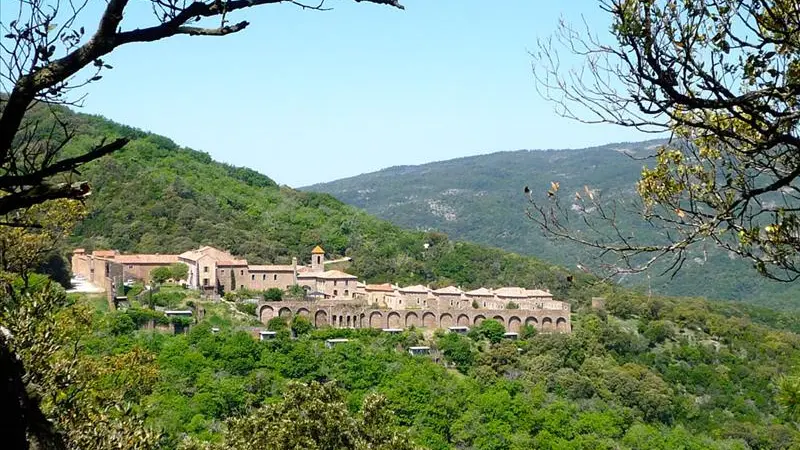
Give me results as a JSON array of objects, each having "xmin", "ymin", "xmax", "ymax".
[{"xmin": 304, "ymin": 139, "xmax": 797, "ymax": 310}]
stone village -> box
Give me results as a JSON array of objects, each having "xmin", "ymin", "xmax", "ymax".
[{"xmin": 71, "ymin": 245, "xmax": 571, "ymax": 334}]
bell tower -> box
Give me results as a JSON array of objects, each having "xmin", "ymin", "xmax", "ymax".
[{"xmin": 311, "ymin": 245, "xmax": 325, "ymax": 272}]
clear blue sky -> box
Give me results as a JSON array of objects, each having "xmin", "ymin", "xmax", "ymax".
[{"xmin": 67, "ymin": 0, "xmax": 647, "ymax": 187}]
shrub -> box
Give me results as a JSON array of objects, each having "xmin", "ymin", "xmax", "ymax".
[
  {"xmin": 150, "ymin": 266, "xmax": 173, "ymax": 284},
  {"xmin": 264, "ymin": 288, "xmax": 283, "ymax": 302},
  {"xmin": 237, "ymin": 302, "xmax": 257, "ymax": 316},
  {"xmin": 468, "ymin": 319, "xmax": 506, "ymax": 344},
  {"xmin": 291, "ymin": 316, "xmax": 313, "ymax": 336},
  {"xmin": 267, "ymin": 316, "xmax": 288, "ymax": 331},
  {"xmin": 109, "ymin": 313, "xmax": 137, "ymax": 335},
  {"xmin": 506, "ymin": 301, "xmax": 520, "ymax": 309}
]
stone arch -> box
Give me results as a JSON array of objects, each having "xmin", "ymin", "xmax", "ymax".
[
  {"xmin": 314, "ymin": 310, "xmax": 328, "ymax": 327},
  {"xmin": 296, "ymin": 308, "xmax": 310, "ymax": 317},
  {"xmin": 542, "ymin": 317, "xmax": 553, "ymax": 332},
  {"xmin": 422, "ymin": 312, "xmax": 436, "ymax": 328},
  {"xmin": 492, "ymin": 315, "xmax": 505, "ymax": 326},
  {"xmin": 457, "ymin": 314, "xmax": 470, "ymax": 327},
  {"xmin": 259, "ymin": 305, "xmax": 275, "ymax": 323},
  {"xmin": 388, "ymin": 312, "xmax": 402, "ymax": 329},
  {"xmin": 278, "ymin": 307, "xmax": 292, "ymax": 318},
  {"xmin": 440, "ymin": 313, "xmax": 454, "ymax": 328},
  {"xmin": 508, "ymin": 316, "xmax": 522, "ymax": 333},
  {"xmin": 369, "ymin": 311, "xmax": 383, "ymax": 328},
  {"xmin": 346, "ymin": 315, "xmax": 352, "ymax": 328},
  {"xmin": 405, "ymin": 312, "xmax": 420, "ymax": 328},
  {"xmin": 556, "ymin": 317, "xmax": 568, "ymax": 332},
  {"xmin": 525, "ymin": 317, "xmax": 538, "ymax": 328},
  {"xmin": 473, "ymin": 314, "xmax": 486, "ymax": 326}
]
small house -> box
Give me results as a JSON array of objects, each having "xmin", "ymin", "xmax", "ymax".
[
  {"xmin": 325, "ymin": 338, "xmax": 350, "ymax": 349},
  {"xmin": 408, "ymin": 346, "xmax": 431, "ymax": 356}
]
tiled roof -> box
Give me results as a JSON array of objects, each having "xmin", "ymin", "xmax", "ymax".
[
  {"xmin": 92, "ymin": 250, "xmax": 118, "ymax": 258},
  {"xmin": 115, "ymin": 254, "xmax": 179, "ymax": 264},
  {"xmin": 465, "ymin": 287, "xmax": 494, "ymax": 296},
  {"xmin": 399, "ymin": 284, "xmax": 429, "ymax": 293},
  {"xmin": 526, "ymin": 289, "xmax": 553, "ymax": 297},
  {"xmin": 73, "ymin": 248, "xmax": 86, "ymax": 254},
  {"xmin": 217, "ymin": 260, "xmax": 249, "ymax": 267},
  {"xmin": 493, "ymin": 287, "xmax": 529, "ymax": 298},
  {"xmin": 178, "ymin": 250, "xmax": 202, "ymax": 261},
  {"xmin": 298, "ymin": 270, "xmax": 357, "ymax": 279},
  {"xmin": 366, "ymin": 283, "xmax": 395, "ymax": 292},
  {"xmin": 311, "ymin": 245, "xmax": 325, "ymax": 254},
  {"xmin": 248, "ymin": 265, "xmax": 295, "ymax": 272},
  {"xmin": 433, "ymin": 286, "xmax": 463, "ymax": 295}
]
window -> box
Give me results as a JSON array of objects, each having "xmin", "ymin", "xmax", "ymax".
[
  {"xmin": 333, "ymin": 289, "xmax": 338, "ymax": 296},
  {"xmin": 240, "ymin": 284, "xmax": 244, "ymax": 289},
  {"xmin": 273, "ymin": 274, "xmax": 277, "ymax": 281},
  {"xmin": 262, "ymin": 274, "xmax": 266, "ymax": 280},
  {"xmin": 345, "ymin": 290, "xmax": 349, "ymax": 296},
  {"xmin": 483, "ymin": 302, "xmax": 486, "ymax": 307},
  {"xmin": 240, "ymin": 269, "xmax": 244, "ymax": 275},
  {"xmin": 251, "ymin": 274, "xmax": 255, "ymax": 280},
  {"xmin": 203, "ymin": 266, "xmax": 208, "ymax": 273},
  {"xmin": 203, "ymin": 278, "xmax": 209, "ymax": 286},
  {"xmin": 334, "ymin": 280, "xmax": 338, "ymax": 286},
  {"xmin": 221, "ymin": 269, "xmax": 225, "ymax": 273},
  {"xmin": 345, "ymin": 280, "xmax": 348, "ymax": 286},
  {"xmin": 128, "ymin": 265, "xmax": 133, "ymax": 269}
]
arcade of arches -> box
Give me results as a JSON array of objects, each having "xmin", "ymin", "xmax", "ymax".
[{"xmin": 258, "ymin": 301, "xmax": 571, "ymax": 333}]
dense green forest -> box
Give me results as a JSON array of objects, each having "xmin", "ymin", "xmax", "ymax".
[
  {"xmin": 304, "ymin": 143, "xmax": 800, "ymax": 310},
  {"xmin": 75, "ymin": 284, "xmax": 800, "ymax": 449}
]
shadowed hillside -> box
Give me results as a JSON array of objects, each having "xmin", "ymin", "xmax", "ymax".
[{"xmin": 304, "ymin": 142, "xmax": 799, "ymax": 309}]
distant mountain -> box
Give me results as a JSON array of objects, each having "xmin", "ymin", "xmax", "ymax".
[
  {"xmin": 305, "ymin": 141, "xmax": 799, "ymax": 310},
  {"xmin": 27, "ymin": 105, "xmax": 591, "ymax": 300}
]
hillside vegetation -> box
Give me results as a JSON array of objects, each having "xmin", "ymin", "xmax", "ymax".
[
  {"xmin": 305, "ymin": 143, "xmax": 800, "ymax": 309},
  {"xmin": 44, "ymin": 106, "xmax": 588, "ymax": 299},
  {"xmin": 73, "ymin": 284, "xmax": 800, "ymax": 449}
]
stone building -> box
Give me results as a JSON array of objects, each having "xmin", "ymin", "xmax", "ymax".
[{"xmin": 71, "ymin": 243, "xmax": 572, "ymax": 333}]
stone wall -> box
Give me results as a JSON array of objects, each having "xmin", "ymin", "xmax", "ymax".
[{"xmin": 257, "ymin": 300, "xmax": 571, "ymax": 333}]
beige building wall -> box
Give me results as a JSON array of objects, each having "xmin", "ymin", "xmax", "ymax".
[
  {"xmin": 196, "ymin": 254, "xmax": 218, "ymax": 289},
  {"xmin": 71, "ymin": 253, "xmax": 91, "ymax": 279},
  {"xmin": 246, "ymin": 270, "xmax": 295, "ymax": 291},
  {"xmin": 217, "ymin": 264, "xmax": 248, "ymax": 292}
]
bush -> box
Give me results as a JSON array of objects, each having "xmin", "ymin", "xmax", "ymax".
[
  {"xmin": 267, "ymin": 316, "xmax": 288, "ymax": 331},
  {"xmin": 521, "ymin": 324, "xmax": 537, "ymax": 339},
  {"xmin": 468, "ymin": 319, "xmax": 506, "ymax": 344},
  {"xmin": 286, "ymin": 284, "xmax": 306, "ymax": 299},
  {"xmin": 126, "ymin": 307, "xmax": 168, "ymax": 326},
  {"xmin": 506, "ymin": 301, "xmax": 520, "ymax": 309},
  {"xmin": 236, "ymin": 302, "xmax": 257, "ymax": 316},
  {"xmin": 150, "ymin": 266, "xmax": 173, "ymax": 284},
  {"xmin": 151, "ymin": 290, "xmax": 187, "ymax": 308},
  {"xmin": 264, "ymin": 288, "xmax": 283, "ymax": 302},
  {"xmin": 109, "ymin": 313, "xmax": 137, "ymax": 335},
  {"xmin": 291, "ymin": 316, "xmax": 313, "ymax": 336},
  {"xmin": 169, "ymin": 263, "xmax": 189, "ymax": 281}
]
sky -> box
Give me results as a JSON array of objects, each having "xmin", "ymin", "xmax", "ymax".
[{"xmin": 13, "ymin": 0, "xmax": 650, "ymax": 187}]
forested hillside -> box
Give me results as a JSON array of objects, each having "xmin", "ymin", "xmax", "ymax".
[
  {"xmin": 45, "ymin": 106, "xmax": 588, "ymax": 299},
  {"xmin": 74, "ymin": 285, "xmax": 800, "ymax": 449},
  {"xmin": 305, "ymin": 144, "xmax": 800, "ymax": 309},
  {"xmin": 17, "ymin": 105, "xmax": 800, "ymax": 450}
]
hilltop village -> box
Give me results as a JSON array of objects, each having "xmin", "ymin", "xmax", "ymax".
[{"xmin": 72, "ymin": 245, "xmax": 571, "ymax": 333}]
